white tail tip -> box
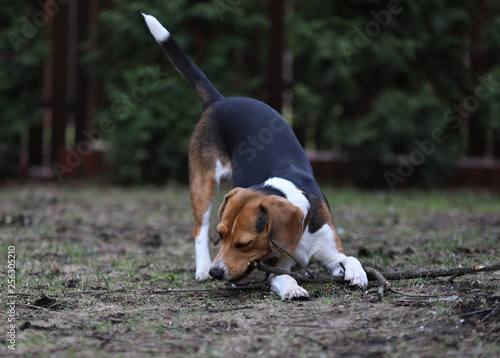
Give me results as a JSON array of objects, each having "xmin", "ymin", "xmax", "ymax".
[{"xmin": 142, "ymin": 13, "xmax": 170, "ymax": 43}]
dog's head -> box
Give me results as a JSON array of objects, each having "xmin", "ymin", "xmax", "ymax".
[{"xmin": 209, "ymin": 188, "xmax": 306, "ymax": 282}]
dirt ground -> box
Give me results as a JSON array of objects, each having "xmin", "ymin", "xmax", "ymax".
[{"xmin": 1, "ymin": 182, "xmax": 499, "ymax": 357}]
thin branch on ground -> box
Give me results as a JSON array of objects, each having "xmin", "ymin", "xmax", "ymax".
[
  {"xmin": 363, "ymin": 266, "xmax": 392, "ymax": 297},
  {"xmin": 63, "ymin": 285, "xmax": 265, "ymax": 296},
  {"xmin": 380, "ymin": 264, "xmax": 500, "ymax": 280},
  {"xmin": 248, "ymin": 261, "xmax": 343, "ymax": 283},
  {"xmin": 459, "ymin": 307, "xmax": 495, "ymax": 318},
  {"xmin": 481, "ymin": 305, "xmax": 500, "ymax": 322},
  {"xmin": 295, "ymin": 333, "xmax": 328, "ymax": 350},
  {"xmin": 250, "ymin": 261, "xmax": 500, "ymax": 284},
  {"xmin": 363, "ymin": 266, "xmax": 387, "ymax": 285},
  {"xmin": 207, "ymin": 305, "xmax": 254, "ymax": 313},
  {"xmin": 21, "ymin": 304, "xmax": 51, "ymax": 311},
  {"xmin": 268, "ymin": 237, "xmax": 316, "ymax": 278},
  {"xmin": 32, "ymin": 263, "xmax": 500, "ymax": 299},
  {"xmin": 150, "ymin": 286, "xmax": 265, "ymax": 294},
  {"xmin": 389, "ymin": 288, "xmax": 453, "ymax": 298},
  {"xmin": 99, "ymin": 324, "xmax": 118, "ymax": 349},
  {"xmin": 249, "ymin": 261, "xmax": 500, "ymax": 298},
  {"xmin": 63, "ymin": 290, "xmax": 110, "ymax": 296}
]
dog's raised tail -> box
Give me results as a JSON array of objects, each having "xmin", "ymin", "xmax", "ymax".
[{"xmin": 142, "ymin": 13, "xmax": 223, "ymax": 109}]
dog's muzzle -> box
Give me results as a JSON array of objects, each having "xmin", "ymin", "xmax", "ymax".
[{"xmin": 208, "ymin": 267, "xmax": 225, "ymax": 280}]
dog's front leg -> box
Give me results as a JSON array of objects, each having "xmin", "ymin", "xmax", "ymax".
[
  {"xmin": 194, "ymin": 209, "xmax": 213, "ymax": 280},
  {"xmin": 324, "ymin": 253, "xmax": 368, "ymax": 288},
  {"xmin": 269, "ymin": 274, "xmax": 309, "ymax": 300},
  {"xmin": 269, "ymin": 256, "xmax": 309, "ymax": 300}
]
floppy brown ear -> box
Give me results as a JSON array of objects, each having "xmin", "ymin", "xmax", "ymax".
[
  {"xmin": 218, "ymin": 187, "xmax": 244, "ymax": 221},
  {"xmin": 260, "ymin": 196, "xmax": 305, "ymax": 258}
]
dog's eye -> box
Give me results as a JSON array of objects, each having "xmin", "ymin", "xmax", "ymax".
[{"xmin": 235, "ymin": 240, "xmax": 252, "ymax": 249}]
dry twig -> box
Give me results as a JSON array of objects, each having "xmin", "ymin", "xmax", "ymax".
[
  {"xmin": 98, "ymin": 324, "xmax": 118, "ymax": 349},
  {"xmin": 268, "ymin": 237, "xmax": 316, "ymax": 278},
  {"xmin": 63, "ymin": 285, "xmax": 265, "ymax": 296},
  {"xmin": 248, "ymin": 261, "xmax": 343, "ymax": 283},
  {"xmin": 250, "ymin": 262, "xmax": 500, "ymax": 284},
  {"xmin": 21, "ymin": 304, "xmax": 51, "ymax": 311},
  {"xmin": 58, "ymin": 263, "xmax": 499, "ymax": 299},
  {"xmin": 249, "ymin": 261, "xmax": 500, "ymax": 298}
]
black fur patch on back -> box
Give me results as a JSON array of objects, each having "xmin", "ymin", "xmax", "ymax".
[{"xmin": 253, "ymin": 185, "xmax": 286, "ymax": 198}]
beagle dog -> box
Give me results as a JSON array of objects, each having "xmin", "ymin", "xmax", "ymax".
[{"xmin": 143, "ymin": 13, "xmax": 368, "ymax": 299}]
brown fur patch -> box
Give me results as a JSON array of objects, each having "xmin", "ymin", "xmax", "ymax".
[
  {"xmin": 213, "ymin": 188, "xmax": 306, "ymax": 280},
  {"xmin": 188, "ymin": 108, "xmax": 231, "ymax": 240},
  {"xmin": 214, "ymin": 189, "xmax": 273, "ymax": 279},
  {"xmin": 331, "ymin": 223, "xmax": 345, "ymax": 254},
  {"xmin": 195, "ymin": 82, "xmax": 211, "ymax": 107},
  {"xmin": 189, "ymin": 108, "xmax": 230, "ymax": 174},
  {"xmin": 260, "ymin": 195, "xmax": 305, "ymax": 258},
  {"xmin": 316, "ymin": 199, "xmax": 345, "ymax": 254},
  {"xmin": 189, "ymin": 171, "xmax": 217, "ymax": 240}
]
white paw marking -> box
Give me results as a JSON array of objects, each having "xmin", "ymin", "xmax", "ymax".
[
  {"xmin": 343, "ymin": 257, "xmax": 368, "ymax": 288},
  {"xmin": 195, "ymin": 269, "xmax": 212, "ymax": 281},
  {"xmin": 271, "ymin": 274, "xmax": 310, "ymax": 300},
  {"xmin": 281, "ymin": 285, "xmax": 310, "ymax": 300}
]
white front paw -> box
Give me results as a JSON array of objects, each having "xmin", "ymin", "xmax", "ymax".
[
  {"xmin": 195, "ymin": 239, "xmax": 212, "ymax": 281},
  {"xmin": 343, "ymin": 257, "xmax": 368, "ymax": 288},
  {"xmin": 281, "ymin": 285, "xmax": 310, "ymax": 300},
  {"xmin": 195, "ymin": 260, "xmax": 212, "ymax": 281},
  {"xmin": 270, "ymin": 274, "xmax": 309, "ymax": 300},
  {"xmin": 195, "ymin": 269, "xmax": 212, "ymax": 281}
]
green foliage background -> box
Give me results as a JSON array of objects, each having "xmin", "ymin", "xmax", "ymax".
[
  {"xmin": 291, "ymin": 0, "xmax": 500, "ymax": 186},
  {"xmin": 89, "ymin": 0, "xmax": 268, "ymax": 183},
  {"xmin": 1, "ymin": 0, "xmax": 500, "ymax": 185},
  {"xmin": 0, "ymin": 1, "xmax": 46, "ymax": 175}
]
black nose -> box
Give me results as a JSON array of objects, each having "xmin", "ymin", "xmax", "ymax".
[{"xmin": 209, "ymin": 268, "xmax": 225, "ymax": 280}]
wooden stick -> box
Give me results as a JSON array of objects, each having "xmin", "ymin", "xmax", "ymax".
[
  {"xmin": 249, "ymin": 261, "xmax": 500, "ymax": 284},
  {"xmin": 481, "ymin": 305, "xmax": 500, "ymax": 322},
  {"xmin": 99, "ymin": 324, "xmax": 118, "ymax": 349},
  {"xmin": 363, "ymin": 266, "xmax": 391, "ymax": 296},
  {"xmin": 58, "ymin": 263, "xmax": 500, "ymax": 299},
  {"xmin": 268, "ymin": 237, "xmax": 316, "ymax": 278},
  {"xmin": 63, "ymin": 285, "xmax": 265, "ymax": 296},
  {"xmin": 207, "ymin": 305, "xmax": 254, "ymax": 313},
  {"xmin": 364, "ymin": 266, "xmax": 389, "ymax": 285},
  {"xmin": 459, "ymin": 307, "xmax": 494, "ymax": 318},
  {"xmin": 21, "ymin": 304, "xmax": 51, "ymax": 311},
  {"xmin": 380, "ymin": 264, "xmax": 500, "ymax": 281},
  {"xmin": 248, "ymin": 261, "xmax": 344, "ymax": 283}
]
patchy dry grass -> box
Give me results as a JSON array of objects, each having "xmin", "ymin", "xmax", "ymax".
[{"xmin": 1, "ymin": 182, "xmax": 499, "ymax": 357}]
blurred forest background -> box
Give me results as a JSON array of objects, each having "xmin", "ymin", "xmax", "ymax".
[{"xmin": 1, "ymin": 0, "xmax": 500, "ymax": 188}]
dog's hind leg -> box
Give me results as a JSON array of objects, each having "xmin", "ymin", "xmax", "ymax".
[
  {"xmin": 189, "ymin": 123, "xmax": 231, "ymax": 280},
  {"xmin": 190, "ymin": 173, "xmax": 217, "ymax": 281}
]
